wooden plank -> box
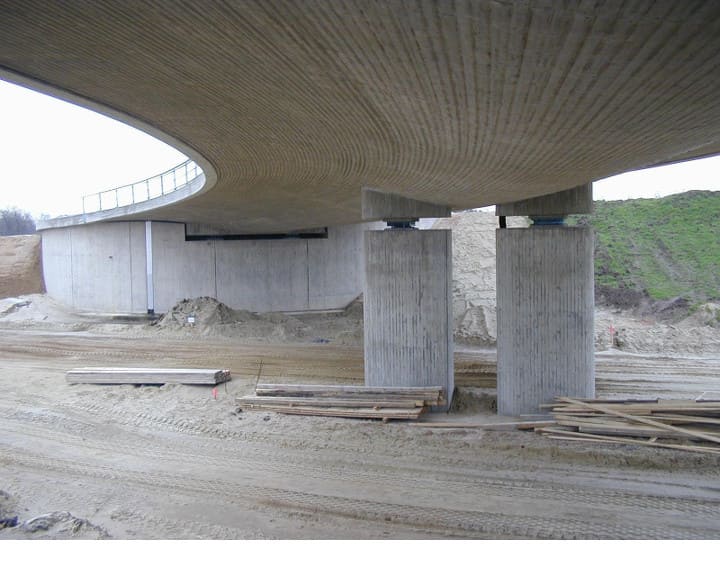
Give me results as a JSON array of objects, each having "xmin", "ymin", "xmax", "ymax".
[
  {"xmin": 402, "ymin": 420, "xmax": 556, "ymax": 430},
  {"xmin": 556, "ymin": 414, "xmax": 720, "ymax": 437},
  {"xmin": 555, "ymin": 402, "xmax": 720, "ymax": 416},
  {"xmin": 641, "ymin": 414, "xmax": 720, "ymax": 426},
  {"xmin": 253, "ymin": 390, "xmax": 438, "ymax": 401},
  {"xmin": 257, "ymin": 383, "xmax": 442, "ymax": 395},
  {"xmin": 567, "ymin": 397, "xmax": 661, "ymax": 404},
  {"xmin": 554, "ymin": 400, "xmax": 720, "ymax": 412},
  {"xmin": 540, "ymin": 398, "xmax": 659, "ymax": 409},
  {"xmin": 554, "ymin": 405, "xmax": 654, "ymax": 414},
  {"xmin": 557, "ymin": 398, "xmax": 720, "ymax": 446},
  {"xmin": 238, "ymin": 403, "xmax": 424, "ymax": 420},
  {"xmin": 67, "ymin": 367, "xmax": 231, "ymax": 385},
  {"xmin": 697, "ymin": 391, "xmax": 720, "ymax": 402},
  {"xmin": 576, "ymin": 424, "xmax": 701, "ymax": 440},
  {"xmin": 544, "ymin": 434, "xmax": 720, "ymax": 455},
  {"xmin": 237, "ymin": 395, "xmax": 423, "ymax": 409},
  {"xmin": 255, "ymin": 384, "xmax": 443, "ymax": 404},
  {"xmin": 541, "ymin": 429, "xmax": 720, "ymax": 455},
  {"xmin": 557, "ymin": 417, "xmax": 671, "ymax": 434}
]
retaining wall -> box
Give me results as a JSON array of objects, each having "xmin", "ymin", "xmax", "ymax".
[{"xmin": 41, "ymin": 221, "xmax": 371, "ymax": 313}]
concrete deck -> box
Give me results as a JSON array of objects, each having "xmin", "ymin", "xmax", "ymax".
[{"xmin": 2, "ymin": 1, "xmax": 720, "ymax": 232}]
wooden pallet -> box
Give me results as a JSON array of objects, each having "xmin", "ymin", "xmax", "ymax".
[{"xmin": 67, "ymin": 367, "xmax": 231, "ymax": 385}]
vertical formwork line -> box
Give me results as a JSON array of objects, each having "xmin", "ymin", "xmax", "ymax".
[
  {"xmin": 128, "ymin": 223, "xmax": 133, "ymax": 312},
  {"xmin": 69, "ymin": 228, "xmax": 75, "ymax": 309},
  {"xmin": 145, "ymin": 221, "xmax": 154, "ymax": 314},
  {"xmin": 213, "ymin": 239, "xmax": 218, "ymax": 300}
]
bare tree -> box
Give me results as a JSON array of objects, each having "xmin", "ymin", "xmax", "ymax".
[{"xmin": 0, "ymin": 208, "xmax": 36, "ymax": 236}]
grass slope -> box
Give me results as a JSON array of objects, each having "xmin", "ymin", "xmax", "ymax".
[{"xmin": 573, "ymin": 190, "xmax": 720, "ymax": 304}]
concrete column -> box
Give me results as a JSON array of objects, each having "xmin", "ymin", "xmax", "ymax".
[
  {"xmin": 363, "ymin": 228, "xmax": 454, "ymax": 409},
  {"xmin": 496, "ymin": 185, "xmax": 594, "ymax": 416}
]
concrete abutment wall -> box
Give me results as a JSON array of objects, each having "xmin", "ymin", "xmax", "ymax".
[{"xmin": 41, "ymin": 221, "xmax": 372, "ymax": 313}]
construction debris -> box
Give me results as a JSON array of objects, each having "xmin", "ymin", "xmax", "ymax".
[
  {"xmin": 537, "ymin": 397, "xmax": 720, "ymax": 455},
  {"xmin": 66, "ymin": 367, "xmax": 231, "ymax": 385},
  {"xmin": 237, "ymin": 384, "xmax": 444, "ymax": 421}
]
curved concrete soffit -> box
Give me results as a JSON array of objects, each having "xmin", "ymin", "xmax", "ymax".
[{"xmin": 0, "ymin": 67, "xmax": 218, "ymax": 229}]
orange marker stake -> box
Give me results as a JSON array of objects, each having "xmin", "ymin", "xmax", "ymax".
[{"xmin": 212, "ymin": 387, "xmax": 218, "ymax": 400}]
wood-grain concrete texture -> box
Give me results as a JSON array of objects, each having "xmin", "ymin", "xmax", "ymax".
[
  {"xmin": 2, "ymin": 1, "xmax": 720, "ymax": 232},
  {"xmin": 496, "ymin": 227, "xmax": 595, "ymax": 415},
  {"xmin": 364, "ymin": 229, "xmax": 453, "ymax": 406}
]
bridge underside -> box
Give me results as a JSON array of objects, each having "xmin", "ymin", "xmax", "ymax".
[
  {"xmin": 5, "ymin": 1, "xmax": 720, "ymax": 414},
  {"xmin": 2, "ymin": 1, "xmax": 720, "ymax": 233}
]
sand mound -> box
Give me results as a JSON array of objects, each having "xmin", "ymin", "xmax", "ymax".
[
  {"xmin": 157, "ymin": 296, "xmax": 256, "ymax": 328},
  {"xmin": 0, "ymin": 293, "xmax": 88, "ymax": 329},
  {"xmin": 0, "ymin": 235, "xmax": 44, "ymax": 299},
  {"xmin": 152, "ymin": 296, "xmax": 363, "ymax": 345},
  {"xmin": 155, "ymin": 296, "xmax": 287, "ymax": 339},
  {"xmin": 595, "ymin": 306, "xmax": 720, "ymax": 355},
  {"xmin": 681, "ymin": 302, "xmax": 720, "ymax": 329},
  {"xmin": 434, "ymin": 211, "xmax": 526, "ymax": 346},
  {"xmin": 438, "ymin": 211, "xmax": 720, "ymax": 354}
]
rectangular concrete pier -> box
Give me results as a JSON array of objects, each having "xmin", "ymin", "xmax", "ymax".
[
  {"xmin": 496, "ymin": 226, "xmax": 594, "ymax": 415},
  {"xmin": 363, "ymin": 229, "xmax": 453, "ymax": 408}
]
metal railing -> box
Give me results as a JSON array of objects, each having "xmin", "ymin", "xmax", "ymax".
[{"xmin": 81, "ymin": 158, "xmax": 203, "ymax": 214}]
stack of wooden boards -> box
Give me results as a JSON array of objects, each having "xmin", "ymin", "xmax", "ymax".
[
  {"xmin": 66, "ymin": 367, "xmax": 231, "ymax": 385},
  {"xmin": 237, "ymin": 383, "xmax": 444, "ymax": 420},
  {"xmin": 537, "ymin": 397, "xmax": 720, "ymax": 455}
]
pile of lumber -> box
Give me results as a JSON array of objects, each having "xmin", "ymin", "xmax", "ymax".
[
  {"xmin": 537, "ymin": 397, "xmax": 720, "ymax": 455},
  {"xmin": 237, "ymin": 383, "xmax": 444, "ymax": 420},
  {"xmin": 66, "ymin": 367, "xmax": 231, "ymax": 385}
]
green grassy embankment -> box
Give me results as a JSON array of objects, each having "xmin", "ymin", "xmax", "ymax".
[{"xmin": 570, "ymin": 190, "xmax": 720, "ymax": 308}]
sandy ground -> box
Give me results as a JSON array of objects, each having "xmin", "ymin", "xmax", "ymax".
[
  {"xmin": 2, "ymin": 215, "xmax": 720, "ymax": 539},
  {"xmin": 1, "ymin": 317, "xmax": 719, "ymax": 539},
  {"xmin": 0, "ymin": 235, "xmax": 44, "ymax": 299}
]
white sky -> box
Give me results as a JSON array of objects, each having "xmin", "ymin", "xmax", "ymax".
[
  {"xmin": 2, "ymin": 79, "xmax": 720, "ymax": 218},
  {"xmin": 0, "ymin": 80, "xmax": 185, "ymax": 217}
]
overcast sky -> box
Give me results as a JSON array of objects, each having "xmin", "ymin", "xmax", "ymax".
[
  {"xmin": 2, "ymin": 79, "xmax": 720, "ymax": 218},
  {"xmin": 0, "ymin": 80, "xmax": 185, "ymax": 217}
]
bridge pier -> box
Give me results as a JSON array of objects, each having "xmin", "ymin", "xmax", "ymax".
[
  {"xmin": 361, "ymin": 190, "xmax": 454, "ymax": 409},
  {"xmin": 496, "ymin": 186, "xmax": 595, "ymax": 416}
]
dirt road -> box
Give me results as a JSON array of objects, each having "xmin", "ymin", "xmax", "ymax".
[{"xmin": 1, "ymin": 328, "xmax": 719, "ymax": 539}]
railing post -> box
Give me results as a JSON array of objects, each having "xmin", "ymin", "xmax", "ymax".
[
  {"xmin": 131, "ymin": 183, "xmax": 136, "ymax": 204},
  {"xmin": 185, "ymin": 161, "xmax": 189, "ymax": 185},
  {"xmin": 115, "ymin": 188, "xmax": 119, "ymax": 209}
]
